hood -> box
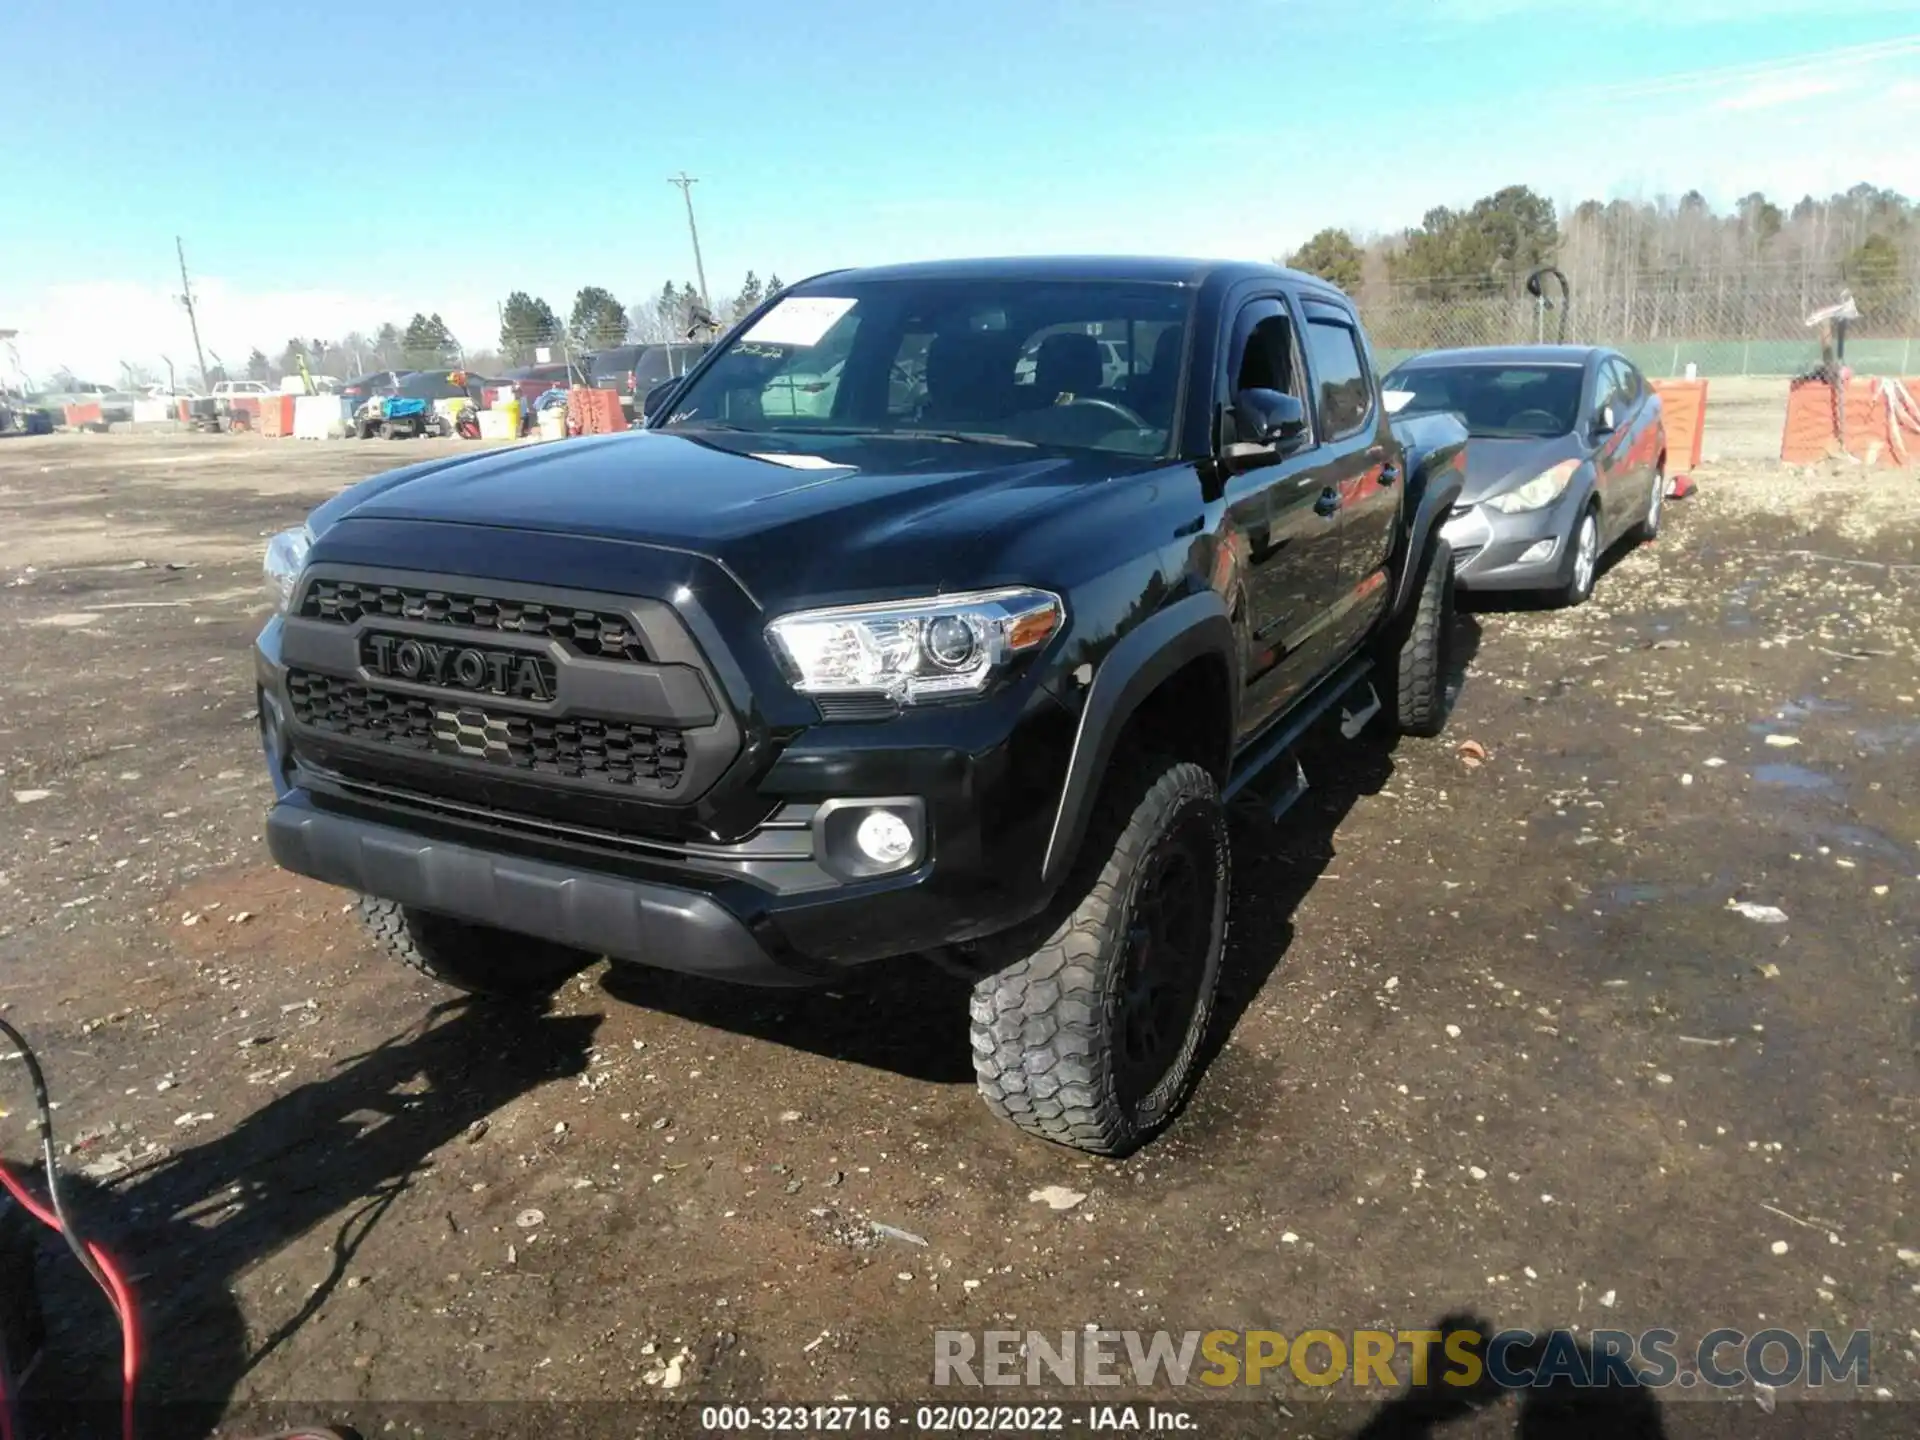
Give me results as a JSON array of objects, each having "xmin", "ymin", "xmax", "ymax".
[
  {"xmin": 1459, "ymin": 434, "xmax": 1587, "ymax": 505},
  {"xmin": 323, "ymin": 428, "xmax": 1143, "ymax": 606}
]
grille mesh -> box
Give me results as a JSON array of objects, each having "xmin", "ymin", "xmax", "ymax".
[
  {"xmin": 300, "ymin": 579, "xmax": 646, "ymax": 663},
  {"xmin": 287, "ymin": 670, "xmax": 687, "ymax": 790}
]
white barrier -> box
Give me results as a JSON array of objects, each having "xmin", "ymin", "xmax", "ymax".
[{"xmin": 294, "ymin": 394, "xmax": 351, "ymax": 440}]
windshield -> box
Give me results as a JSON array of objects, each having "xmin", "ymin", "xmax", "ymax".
[
  {"xmin": 657, "ymin": 278, "xmax": 1193, "ymax": 457},
  {"xmin": 1383, "ymin": 363, "xmax": 1584, "ymax": 439}
]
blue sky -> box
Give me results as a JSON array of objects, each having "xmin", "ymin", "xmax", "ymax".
[{"xmin": 4, "ymin": 0, "xmax": 1917, "ymax": 380}]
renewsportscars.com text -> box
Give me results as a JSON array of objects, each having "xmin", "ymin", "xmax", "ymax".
[{"xmin": 933, "ymin": 1327, "xmax": 1872, "ymax": 1391}]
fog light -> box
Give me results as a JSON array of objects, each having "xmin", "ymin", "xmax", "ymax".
[
  {"xmin": 855, "ymin": 809, "xmax": 915, "ymax": 866},
  {"xmin": 1518, "ymin": 538, "xmax": 1557, "ymax": 564}
]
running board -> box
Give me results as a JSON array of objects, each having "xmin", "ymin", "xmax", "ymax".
[
  {"xmin": 1340, "ymin": 682, "xmax": 1383, "ymax": 739},
  {"xmin": 1223, "ymin": 655, "xmax": 1374, "ymax": 803}
]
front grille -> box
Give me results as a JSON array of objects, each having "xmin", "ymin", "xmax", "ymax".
[
  {"xmin": 287, "ymin": 669, "xmax": 687, "ymax": 791},
  {"xmin": 300, "ymin": 579, "xmax": 647, "ymax": 663}
]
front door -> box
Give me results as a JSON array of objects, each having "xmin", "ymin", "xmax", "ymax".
[
  {"xmin": 1216, "ymin": 297, "xmax": 1343, "ymax": 743},
  {"xmin": 1588, "ymin": 357, "xmax": 1633, "ymax": 529}
]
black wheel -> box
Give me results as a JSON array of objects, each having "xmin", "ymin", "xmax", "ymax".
[
  {"xmin": 358, "ymin": 896, "xmax": 594, "ymax": 999},
  {"xmin": 1377, "ymin": 535, "xmax": 1452, "ymax": 738},
  {"xmin": 969, "ymin": 755, "xmax": 1228, "ymax": 1155},
  {"xmin": 1555, "ymin": 505, "xmax": 1601, "ymax": 607},
  {"xmin": 1633, "ymin": 461, "xmax": 1665, "ymax": 542}
]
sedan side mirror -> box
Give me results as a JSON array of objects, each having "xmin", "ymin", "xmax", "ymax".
[
  {"xmin": 642, "ymin": 378, "xmax": 681, "ymax": 425},
  {"xmin": 1593, "ymin": 403, "xmax": 1616, "ymax": 436},
  {"xmin": 1233, "ymin": 388, "xmax": 1308, "ymax": 446}
]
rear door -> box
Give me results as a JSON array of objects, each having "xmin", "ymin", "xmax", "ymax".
[
  {"xmin": 1217, "ymin": 294, "xmax": 1344, "ymax": 742},
  {"xmin": 1300, "ymin": 300, "xmax": 1399, "ymax": 662}
]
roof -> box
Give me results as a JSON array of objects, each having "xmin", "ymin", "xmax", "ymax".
[
  {"xmin": 1394, "ymin": 344, "xmax": 1605, "ymax": 367},
  {"xmin": 794, "ymin": 255, "xmax": 1309, "ymax": 288}
]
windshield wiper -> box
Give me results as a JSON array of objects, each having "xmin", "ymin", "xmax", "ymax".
[{"xmin": 876, "ymin": 429, "xmax": 1039, "ymax": 448}]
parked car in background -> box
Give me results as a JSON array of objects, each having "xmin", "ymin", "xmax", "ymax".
[
  {"xmin": 336, "ymin": 372, "xmax": 407, "ymax": 406},
  {"xmin": 589, "ymin": 344, "xmax": 709, "ymax": 422},
  {"xmin": 498, "ymin": 361, "xmax": 586, "ymax": 403},
  {"xmin": 1382, "ymin": 345, "xmax": 1666, "ymax": 606},
  {"xmin": 211, "ymin": 380, "xmax": 275, "ymax": 401}
]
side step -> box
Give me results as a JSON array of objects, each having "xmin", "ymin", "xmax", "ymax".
[{"xmin": 1223, "ymin": 655, "xmax": 1374, "ymax": 804}]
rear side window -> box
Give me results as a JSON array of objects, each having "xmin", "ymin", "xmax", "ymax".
[{"xmin": 1304, "ymin": 318, "xmax": 1372, "ymax": 439}]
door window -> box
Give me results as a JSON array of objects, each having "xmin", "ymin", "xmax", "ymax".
[
  {"xmin": 1591, "ymin": 359, "xmax": 1625, "ymax": 428},
  {"xmin": 1303, "ymin": 318, "xmax": 1372, "ymax": 440}
]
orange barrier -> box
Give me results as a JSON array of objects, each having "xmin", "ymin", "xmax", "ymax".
[
  {"xmin": 63, "ymin": 402, "xmax": 102, "ymax": 429},
  {"xmin": 568, "ymin": 387, "xmax": 627, "ymax": 436},
  {"xmin": 1781, "ymin": 375, "xmax": 1920, "ymax": 466},
  {"xmin": 258, "ymin": 395, "xmax": 295, "ymax": 438},
  {"xmin": 176, "ymin": 398, "xmax": 192, "ymax": 424},
  {"xmin": 1648, "ymin": 378, "xmax": 1707, "ymax": 472}
]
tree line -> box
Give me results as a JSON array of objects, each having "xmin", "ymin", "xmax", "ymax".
[
  {"xmin": 1285, "ymin": 181, "xmax": 1918, "ymax": 344},
  {"xmin": 244, "ymin": 271, "xmax": 787, "ymax": 385}
]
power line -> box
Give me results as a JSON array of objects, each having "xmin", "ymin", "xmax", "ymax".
[{"xmin": 668, "ymin": 173, "xmax": 711, "ymax": 313}]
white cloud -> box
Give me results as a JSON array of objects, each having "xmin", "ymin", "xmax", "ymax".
[
  {"xmin": 1714, "ymin": 74, "xmax": 1847, "ymax": 110},
  {"xmin": 2, "ymin": 277, "xmax": 496, "ymax": 386}
]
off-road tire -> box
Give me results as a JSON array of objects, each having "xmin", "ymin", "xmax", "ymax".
[
  {"xmin": 358, "ymin": 896, "xmax": 593, "ymax": 1000},
  {"xmin": 1385, "ymin": 535, "xmax": 1453, "ymax": 738},
  {"xmin": 968, "ymin": 756, "xmax": 1229, "ymax": 1155}
]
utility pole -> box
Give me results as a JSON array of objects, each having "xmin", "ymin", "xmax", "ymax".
[
  {"xmin": 175, "ymin": 237, "xmax": 210, "ymax": 390},
  {"xmin": 668, "ymin": 173, "xmax": 711, "ymax": 311}
]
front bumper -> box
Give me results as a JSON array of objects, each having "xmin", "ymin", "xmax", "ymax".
[
  {"xmin": 1440, "ymin": 490, "xmax": 1582, "ymax": 591},
  {"xmin": 256, "ymin": 588, "xmax": 1076, "ymax": 984},
  {"xmin": 268, "ymin": 792, "xmax": 803, "ymax": 984}
]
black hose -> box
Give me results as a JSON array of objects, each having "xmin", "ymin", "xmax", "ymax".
[
  {"xmin": 0, "ymin": 1016, "xmax": 111, "ymax": 1298},
  {"xmin": 1525, "ymin": 267, "xmax": 1571, "ymax": 344}
]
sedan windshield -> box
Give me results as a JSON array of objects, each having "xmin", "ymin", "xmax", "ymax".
[
  {"xmin": 1383, "ymin": 363, "xmax": 1584, "ymax": 439},
  {"xmin": 656, "ymin": 279, "xmax": 1193, "ymax": 457}
]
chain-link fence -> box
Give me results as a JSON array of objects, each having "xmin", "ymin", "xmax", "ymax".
[{"xmin": 1360, "ymin": 275, "xmax": 1920, "ymax": 378}]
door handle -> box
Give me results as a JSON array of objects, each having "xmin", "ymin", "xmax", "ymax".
[
  {"xmin": 1313, "ymin": 488, "xmax": 1340, "ymax": 517},
  {"xmin": 1379, "ymin": 463, "xmax": 1399, "ymax": 486}
]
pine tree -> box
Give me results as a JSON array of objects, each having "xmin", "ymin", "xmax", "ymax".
[
  {"xmin": 731, "ymin": 270, "xmax": 764, "ymax": 321},
  {"xmin": 401, "ymin": 313, "xmax": 456, "ymax": 369},
  {"xmin": 569, "ymin": 286, "xmax": 629, "ymax": 352},
  {"xmin": 245, "ymin": 349, "xmax": 272, "ymax": 383},
  {"xmin": 500, "ymin": 291, "xmax": 562, "ymax": 365}
]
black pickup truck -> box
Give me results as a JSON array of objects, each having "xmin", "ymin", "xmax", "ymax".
[{"xmin": 254, "ymin": 257, "xmax": 1467, "ymax": 1155}]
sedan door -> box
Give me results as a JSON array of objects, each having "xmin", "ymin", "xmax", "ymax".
[{"xmin": 1586, "ymin": 357, "xmax": 1634, "ymax": 528}]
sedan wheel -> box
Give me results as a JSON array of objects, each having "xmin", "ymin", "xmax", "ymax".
[
  {"xmin": 1558, "ymin": 508, "xmax": 1600, "ymax": 607},
  {"xmin": 1636, "ymin": 467, "xmax": 1665, "ymax": 541}
]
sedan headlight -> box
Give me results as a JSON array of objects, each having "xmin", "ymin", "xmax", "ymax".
[
  {"xmin": 766, "ymin": 588, "xmax": 1064, "ymax": 703},
  {"xmin": 1485, "ymin": 459, "xmax": 1580, "ymax": 514},
  {"xmin": 263, "ymin": 524, "xmax": 312, "ymax": 614}
]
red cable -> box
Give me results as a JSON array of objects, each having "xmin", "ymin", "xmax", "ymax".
[{"xmin": 0, "ymin": 1158, "xmax": 140, "ymax": 1440}]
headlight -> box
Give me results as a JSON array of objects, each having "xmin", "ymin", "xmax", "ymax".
[
  {"xmin": 1485, "ymin": 460, "xmax": 1580, "ymax": 514},
  {"xmin": 766, "ymin": 587, "xmax": 1064, "ymax": 703},
  {"xmin": 263, "ymin": 525, "xmax": 312, "ymax": 614}
]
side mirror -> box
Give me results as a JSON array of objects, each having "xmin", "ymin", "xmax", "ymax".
[
  {"xmin": 1233, "ymin": 388, "xmax": 1307, "ymax": 446},
  {"xmin": 1593, "ymin": 403, "xmax": 1616, "ymax": 436},
  {"xmin": 642, "ymin": 379, "xmax": 680, "ymax": 425}
]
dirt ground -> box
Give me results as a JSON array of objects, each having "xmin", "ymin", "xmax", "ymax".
[{"xmin": 1, "ymin": 422, "xmax": 1917, "ymax": 1440}]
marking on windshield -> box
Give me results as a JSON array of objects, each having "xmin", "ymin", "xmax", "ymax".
[
  {"xmin": 749, "ymin": 453, "xmax": 854, "ymax": 471},
  {"xmin": 742, "ymin": 296, "xmax": 857, "ymax": 347}
]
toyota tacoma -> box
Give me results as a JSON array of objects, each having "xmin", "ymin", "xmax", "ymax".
[{"xmin": 254, "ymin": 257, "xmax": 1467, "ymax": 1155}]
